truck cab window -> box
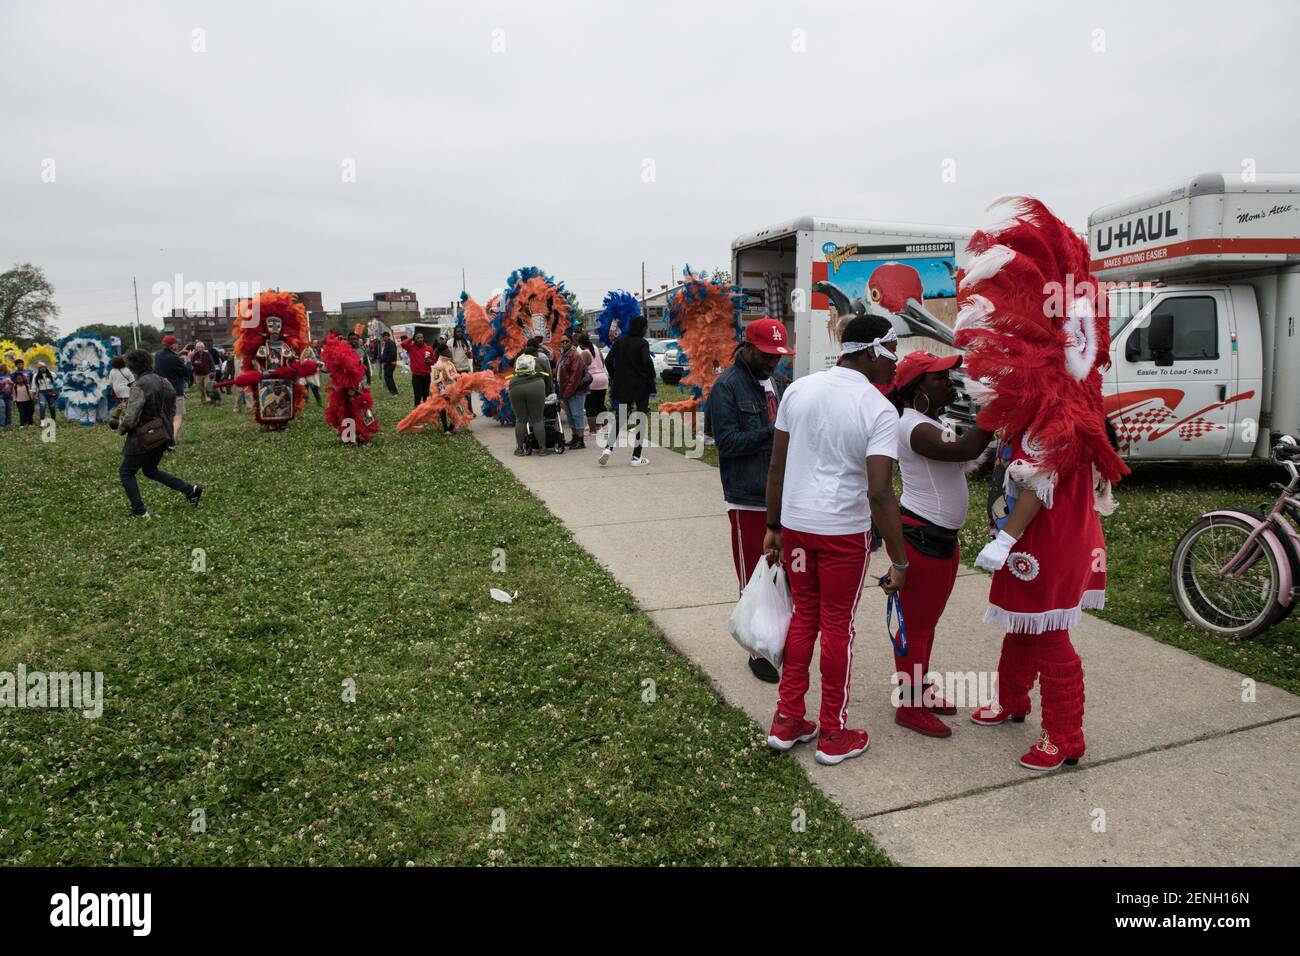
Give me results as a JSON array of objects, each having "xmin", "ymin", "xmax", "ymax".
[{"xmin": 1125, "ymin": 296, "xmax": 1219, "ymax": 362}]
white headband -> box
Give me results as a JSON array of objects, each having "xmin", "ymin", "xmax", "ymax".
[{"xmin": 840, "ymin": 328, "xmax": 898, "ymax": 359}]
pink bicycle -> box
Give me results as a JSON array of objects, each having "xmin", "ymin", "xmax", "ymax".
[{"xmin": 1171, "ymin": 436, "xmax": 1300, "ymax": 640}]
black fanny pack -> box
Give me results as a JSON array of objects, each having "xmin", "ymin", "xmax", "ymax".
[{"xmin": 900, "ymin": 506, "xmax": 959, "ymax": 559}]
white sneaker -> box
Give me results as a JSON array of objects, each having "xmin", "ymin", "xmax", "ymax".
[
  {"xmin": 598, "ymin": 447, "xmax": 612, "ymax": 466},
  {"xmin": 630, "ymin": 456, "xmax": 649, "ymax": 467}
]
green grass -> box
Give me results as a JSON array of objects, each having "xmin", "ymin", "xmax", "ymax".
[
  {"xmin": 0, "ymin": 382, "xmax": 887, "ymax": 866},
  {"xmin": 649, "ymin": 385, "xmax": 1300, "ymax": 695}
]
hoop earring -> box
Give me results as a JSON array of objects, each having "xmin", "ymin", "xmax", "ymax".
[{"xmin": 913, "ymin": 393, "xmax": 931, "ymax": 416}]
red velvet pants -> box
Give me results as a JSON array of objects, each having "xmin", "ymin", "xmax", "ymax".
[{"xmin": 995, "ymin": 629, "xmax": 1086, "ymax": 758}]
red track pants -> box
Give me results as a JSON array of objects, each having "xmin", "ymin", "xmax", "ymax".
[
  {"xmin": 995, "ymin": 629, "xmax": 1086, "ymax": 758},
  {"xmin": 893, "ymin": 534, "xmax": 961, "ymax": 695},
  {"xmin": 728, "ymin": 509, "xmax": 767, "ymax": 597},
  {"xmin": 777, "ymin": 527, "xmax": 872, "ymax": 731}
]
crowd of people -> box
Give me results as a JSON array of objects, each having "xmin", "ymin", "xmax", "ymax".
[{"xmin": 0, "ymin": 357, "xmax": 59, "ymax": 428}]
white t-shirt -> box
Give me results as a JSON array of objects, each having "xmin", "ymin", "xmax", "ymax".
[
  {"xmin": 896, "ymin": 408, "xmax": 969, "ymax": 530},
  {"xmin": 775, "ymin": 365, "xmax": 899, "ymax": 535}
]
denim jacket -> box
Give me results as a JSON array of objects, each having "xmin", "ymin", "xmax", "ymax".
[{"xmin": 705, "ymin": 356, "xmax": 785, "ymax": 508}]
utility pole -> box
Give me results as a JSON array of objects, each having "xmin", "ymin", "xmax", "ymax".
[
  {"xmin": 461, "ymin": 268, "xmax": 466, "ymax": 294},
  {"xmin": 132, "ymin": 277, "xmax": 141, "ymax": 349}
]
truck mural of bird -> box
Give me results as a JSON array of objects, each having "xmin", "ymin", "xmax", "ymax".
[{"xmin": 814, "ymin": 261, "xmax": 955, "ymax": 347}]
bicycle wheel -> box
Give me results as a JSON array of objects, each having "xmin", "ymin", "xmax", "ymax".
[{"xmin": 1170, "ymin": 513, "xmax": 1284, "ymax": 640}]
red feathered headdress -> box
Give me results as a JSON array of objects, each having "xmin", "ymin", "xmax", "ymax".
[
  {"xmin": 954, "ymin": 197, "xmax": 1128, "ymax": 510},
  {"xmin": 231, "ymin": 290, "xmax": 310, "ymax": 367}
]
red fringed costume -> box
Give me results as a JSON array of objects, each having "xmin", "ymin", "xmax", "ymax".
[
  {"xmin": 321, "ymin": 332, "xmax": 379, "ymax": 444},
  {"xmin": 222, "ymin": 290, "xmax": 318, "ymax": 431},
  {"xmin": 395, "ymin": 370, "xmax": 507, "ymax": 433},
  {"xmin": 954, "ymin": 197, "xmax": 1129, "ymax": 771}
]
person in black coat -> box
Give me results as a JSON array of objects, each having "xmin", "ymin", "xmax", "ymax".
[
  {"xmin": 153, "ymin": 335, "xmax": 193, "ymax": 442},
  {"xmin": 117, "ymin": 349, "xmax": 202, "ymax": 518},
  {"xmin": 380, "ymin": 332, "xmax": 399, "ymax": 395},
  {"xmin": 598, "ymin": 315, "xmax": 656, "ymax": 467}
]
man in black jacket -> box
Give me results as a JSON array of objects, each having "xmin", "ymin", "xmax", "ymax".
[
  {"xmin": 118, "ymin": 349, "xmax": 202, "ymax": 518},
  {"xmin": 380, "ymin": 332, "xmax": 399, "ymax": 395},
  {"xmin": 705, "ymin": 318, "xmax": 792, "ymax": 683},
  {"xmin": 153, "ymin": 335, "xmax": 193, "ymax": 443},
  {"xmin": 598, "ymin": 315, "xmax": 656, "ymax": 467}
]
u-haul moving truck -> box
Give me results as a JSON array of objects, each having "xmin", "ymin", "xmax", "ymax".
[
  {"xmin": 1090, "ymin": 172, "xmax": 1300, "ymax": 461},
  {"xmin": 731, "ymin": 217, "xmax": 975, "ymax": 379}
]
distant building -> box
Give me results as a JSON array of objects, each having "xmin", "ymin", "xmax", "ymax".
[
  {"xmin": 638, "ymin": 283, "xmax": 685, "ymax": 338},
  {"xmin": 164, "ymin": 290, "xmax": 330, "ymax": 348}
]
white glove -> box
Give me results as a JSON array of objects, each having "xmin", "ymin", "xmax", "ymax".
[{"xmin": 975, "ymin": 530, "xmax": 1018, "ymax": 572}]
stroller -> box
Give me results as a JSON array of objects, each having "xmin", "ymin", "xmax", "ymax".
[{"xmin": 526, "ymin": 395, "xmax": 567, "ymax": 455}]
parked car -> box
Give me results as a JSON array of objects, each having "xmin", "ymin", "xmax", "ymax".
[
  {"xmin": 649, "ymin": 338, "xmax": 679, "ymax": 380},
  {"xmin": 660, "ymin": 345, "xmax": 689, "ymax": 386}
]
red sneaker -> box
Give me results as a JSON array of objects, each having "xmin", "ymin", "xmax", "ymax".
[
  {"xmin": 766, "ymin": 712, "xmax": 817, "ymax": 751},
  {"xmin": 1018, "ymin": 732, "xmax": 1079, "ymax": 772},
  {"xmin": 895, "ymin": 704, "xmax": 952, "ymax": 738},
  {"xmin": 970, "ymin": 703, "xmax": 1026, "ymax": 726},
  {"xmin": 815, "ymin": 728, "xmax": 870, "ymax": 765},
  {"xmin": 922, "ymin": 683, "xmax": 957, "ymax": 716}
]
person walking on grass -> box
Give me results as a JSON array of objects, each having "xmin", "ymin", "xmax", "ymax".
[
  {"xmin": 10, "ymin": 360, "xmax": 35, "ymax": 427},
  {"xmin": 380, "ymin": 331, "xmax": 400, "ymax": 396},
  {"xmin": 887, "ymin": 351, "xmax": 993, "ymax": 738},
  {"xmin": 154, "ymin": 335, "xmax": 192, "ymax": 444},
  {"xmin": 190, "ymin": 340, "xmax": 213, "ymax": 404},
  {"xmin": 117, "ymin": 349, "xmax": 202, "ymax": 519},
  {"xmin": 706, "ymin": 317, "xmax": 793, "ymax": 685},
  {"xmin": 450, "ymin": 327, "xmax": 476, "ymax": 417},
  {"xmin": 302, "ymin": 339, "xmax": 324, "ymax": 406},
  {"xmin": 598, "ymin": 315, "xmax": 655, "ymax": 467},
  {"xmin": 32, "ymin": 361, "xmax": 59, "ymax": 423},
  {"xmin": 762, "ymin": 314, "xmax": 908, "ymax": 767},
  {"xmin": 508, "ymin": 344, "xmax": 549, "ymax": 457},
  {"xmin": 556, "ymin": 333, "xmax": 590, "ymax": 449},
  {"xmin": 432, "ymin": 344, "xmax": 459, "ymax": 434},
  {"xmin": 578, "ymin": 332, "xmax": 607, "ymax": 438},
  {"xmin": 400, "ymin": 331, "xmax": 435, "ymax": 407}
]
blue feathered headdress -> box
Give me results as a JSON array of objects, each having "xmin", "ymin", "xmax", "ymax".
[
  {"xmin": 597, "ymin": 290, "xmax": 641, "ymax": 347},
  {"xmin": 55, "ymin": 331, "xmax": 113, "ymax": 417}
]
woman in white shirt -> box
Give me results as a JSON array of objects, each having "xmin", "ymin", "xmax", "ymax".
[
  {"xmin": 108, "ymin": 355, "xmax": 136, "ymax": 404},
  {"xmin": 890, "ymin": 351, "xmax": 992, "ymax": 738}
]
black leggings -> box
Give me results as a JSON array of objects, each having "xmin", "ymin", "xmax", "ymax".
[
  {"xmin": 584, "ymin": 388, "xmax": 607, "ymax": 427},
  {"xmin": 606, "ymin": 397, "xmax": 650, "ymax": 458}
]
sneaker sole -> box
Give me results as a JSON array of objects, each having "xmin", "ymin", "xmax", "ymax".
[
  {"xmin": 814, "ymin": 739, "xmax": 870, "ymax": 765},
  {"xmin": 598, "ymin": 452, "xmax": 611, "ymax": 466},
  {"xmin": 765, "ymin": 731, "xmax": 817, "ymax": 752},
  {"xmin": 969, "ymin": 713, "xmax": 1026, "ymax": 726}
]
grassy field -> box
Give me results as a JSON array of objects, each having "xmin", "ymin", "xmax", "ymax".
[
  {"xmin": 651, "ymin": 383, "xmax": 1300, "ymax": 695},
  {"xmin": 0, "ymin": 381, "xmax": 888, "ymax": 866}
]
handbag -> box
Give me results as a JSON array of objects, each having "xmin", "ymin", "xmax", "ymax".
[
  {"xmin": 134, "ymin": 416, "xmax": 171, "ymax": 451},
  {"xmin": 900, "ymin": 507, "xmax": 959, "ymax": 559},
  {"xmin": 577, "ymin": 370, "xmax": 593, "ymax": 391}
]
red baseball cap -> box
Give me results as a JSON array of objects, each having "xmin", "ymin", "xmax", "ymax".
[
  {"xmin": 891, "ymin": 350, "xmax": 961, "ymax": 393},
  {"xmin": 161, "ymin": 334, "xmax": 177, "ymax": 346},
  {"xmin": 744, "ymin": 317, "xmax": 794, "ymax": 356}
]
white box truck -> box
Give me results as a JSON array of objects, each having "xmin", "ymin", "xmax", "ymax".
[
  {"xmin": 1089, "ymin": 172, "xmax": 1300, "ymax": 461},
  {"xmin": 730, "ymin": 217, "xmax": 975, "ymax": 379}
]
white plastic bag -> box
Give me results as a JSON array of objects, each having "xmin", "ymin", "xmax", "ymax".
[{"xmin": 728, "ymin": 559, "xmax": 793, "ymax": 669}]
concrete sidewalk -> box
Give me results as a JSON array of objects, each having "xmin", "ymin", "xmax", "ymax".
[{"xmin": 470, "ymin": 417, "xmax": 1300, "ymax": 865}]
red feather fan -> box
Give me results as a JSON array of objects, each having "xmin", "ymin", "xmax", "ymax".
[
  {"xmin": 954, "ymin": 197, "xmax": 1128, "ymax": 508},
  {"xmin": 321, "ymin": 332, "xmax": 380, "ymax": 444}
]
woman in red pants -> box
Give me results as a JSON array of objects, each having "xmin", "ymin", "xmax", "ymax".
[
  {"xmin": 954, "ymin": 196, "xmax": 1128, "ymax": 772},
  {"xmin": 888, "ymin": 351, "xmax": 992, "ymax": 737}
]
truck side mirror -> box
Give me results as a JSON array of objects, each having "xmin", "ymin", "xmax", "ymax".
[{"xmin": 1148, "ymin": 313, "xmax": 1175, "ymax": 367}]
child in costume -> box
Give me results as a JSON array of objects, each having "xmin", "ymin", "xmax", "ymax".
[{"xmin": 955, "ymin": 197, "xmax": 1128, "ymax": 772}]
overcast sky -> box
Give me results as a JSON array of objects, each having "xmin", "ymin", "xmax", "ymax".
[{"xmin": 2, "ymin": 0, "xmax": 1297, "ymax": 336}]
